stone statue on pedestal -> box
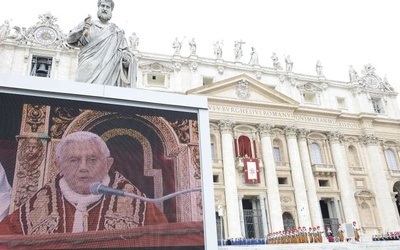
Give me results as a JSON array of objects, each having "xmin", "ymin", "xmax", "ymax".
[{"xmin": 66, "ymin": 0, "xmax": 136, "ymax": 87}]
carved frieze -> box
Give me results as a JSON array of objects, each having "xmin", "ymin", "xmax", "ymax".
[
  {"xmin": 50, "ymin": 107, "xmax": 82, "ymax": 139},
  {"xmin": 23, "ymin": 105, "xmax": 47, "ymax": 133},
  {"xmin": 14, "ymin": 138, "xmax": 45, "ymax": 208}
]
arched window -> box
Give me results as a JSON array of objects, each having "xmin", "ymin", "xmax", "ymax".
[
  {"xmin": 210, "ymin": 134, "xmax": 217, "ymax": 162},
  {"xmin": 311, "ymin": 143, "xmax": 323, "ymax": 164},
  {"xmin": 273, "ymin": 139, "xmax": 283, "ymax": 163},
  {"xmin": 238, "ymin": 135, "xmax": 252, "ymax": 157},
  {"xmin": 386, "ymin": 149, "xmax": 398, "ymax": 170},
  {"xmin": 282, "ymin": 212, "xmax": 295, "ymax": 231}
]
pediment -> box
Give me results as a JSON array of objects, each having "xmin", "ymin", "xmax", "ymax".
[
  {"xmin": 139, "ymin": 62, "xmax": 174, "ymax": 73},
  {"xmin": 187, "ymin": 74, "xmax": 299, "ymax": 106},
  {"xmin": 297, "ymin": 82, "xmax": 324, "ymax": 92}
]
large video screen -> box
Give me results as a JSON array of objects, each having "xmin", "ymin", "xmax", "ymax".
[{"xmin": 0, "ymin": 79, "xmax": 213, "ymax": 249}]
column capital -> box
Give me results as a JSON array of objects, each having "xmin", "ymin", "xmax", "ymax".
[
  {"xmin": 257, "ymin": 123, "xmax": 274, "ymax": 137},
  {"xmin": 359, "ymin": 133, "xmax": 379, "ymax": 146},
  {"xmin": 257, "ymin": 195, "xmax": 266, "ymax": 200},
  {"xmin": 218, "ymin": 120, "xmax": 235, "ymax": 134},
  {"xmin": 284, "ymin": 125, "xmax": 298, "ymax": 139},
  {"xmin": 297, "ymin": 128, "xmax": 310, "ymax": 141},
  {"xmin": 327, "ymin": 130, "xmax": 344, "ymax": 144}
]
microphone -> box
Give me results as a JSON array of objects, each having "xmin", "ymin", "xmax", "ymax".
[{"xmin": 90, "ymin": 182, "xmax": 201, "ymax": 203}]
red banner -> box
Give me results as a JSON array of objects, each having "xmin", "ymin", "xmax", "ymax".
[{"xmin": 243, "ymin": 158, "xmax": 260, "ymax": 184}]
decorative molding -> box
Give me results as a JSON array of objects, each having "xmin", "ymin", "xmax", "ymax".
[
  {"xmin": 235, "ymin": 79, "xmax": 250, "ymax": 99},
  {"xmin": 257, "ymin": 123, "xmax": 274, "ymax": 137},
  {"xmin": 218, "ymin": 120, "xmax": 235, "ymax": 134},
  {"xmin": 297, "ymin": 128, "xmax": 309, "ymax": 140},
  {"xmin": 327, "ymin": 131, "xmax": 344, "ymax": 144},
  {"xmin": 359, "ymin": 133, "xmax": 379, "ymax": 146},
  {"xmin": 284, "ymin": 125, "xmax": 297, "ymax": 138}
]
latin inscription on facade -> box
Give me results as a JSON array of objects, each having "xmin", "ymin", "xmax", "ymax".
[{"xmin": 209, "ymin": 105, "xmax": 363, "ymax": 129}]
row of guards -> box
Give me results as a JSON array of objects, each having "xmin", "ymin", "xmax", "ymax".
[
  {"xmin": 267, "ymin": 222, "xmax": 361, "ymax": 244},
  {"xmin": 267, "ymin": 226, "xmax": 325, "ymax": 244}
]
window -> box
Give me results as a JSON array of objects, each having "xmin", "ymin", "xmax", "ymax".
[
  {"xmin": 303, "ymin": 93, "xmax": 318, "ymax": 105},
  {"xmin": 213, "ymin": 175, "xmax": 220, "ymax": 183},
  {"xmin": 278, "ymin": 177, "xmax": 288, "ymax": 185},
  {"xmin": 203, "ymin": 76, "xmax": 213, "ymax": 85},
  {"xmin": 311, "ymin": 143, "xmax": 323, "ymax": 164},
  {"xmin": 336, "ymin": 97, "xmax": 347, "ymax": 110},
  {"xmin": 371, "ymin": 98, "xmax": 384, "ymax": 114},
  {"xmin": 273, "ymin": 147, "xmax": 281, "ymax": 163},
  {"xmin": 211, "ymin": 142, "xmax": 215, "ymax": 161},
  {"xmin": 238, "ymin": 135, "xmax": 252, "ymax": 158},
  {"xmin": 147, "ymin": 74, "xmax": 165, "ymax": 86},
  {"xmin": 386, "ymin": 149, "xmax": 399, "ymax": 170},
  {"xmin": 30, "ymin": 56, "xmax": 52, "ymax": 78},
  {"xmin": 318, "ymin": 179, "xmax": 329, "ymax": 187}
]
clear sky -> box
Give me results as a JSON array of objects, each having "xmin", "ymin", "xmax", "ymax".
[{"xmin": 3, "ymin": 0, "xmax": 400, "ymax": 88}]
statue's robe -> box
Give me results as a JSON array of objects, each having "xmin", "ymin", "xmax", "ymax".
[{"xmin": 67, "ymin": 21, "xmax": 136, "ymax": 87}]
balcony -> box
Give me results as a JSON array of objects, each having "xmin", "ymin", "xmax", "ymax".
[
  {"xmin": 275, "ymin": 161, "xmax": 290, "ymax": 170},
  {"xmin": 312, "ymin": 163, "xmax": 336, "ymax": 177},
  {"xmin": 235, "ymin": 157, "xmax": 263, "ymax": 171},
  {"xmin": 390, "ymin": 169, "xmax": 400, "ymax": 176}
]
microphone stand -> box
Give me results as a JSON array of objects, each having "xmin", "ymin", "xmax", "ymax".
[{"xmin": 123, "ymin": 188, "xmax": 201, "ymax": 203}]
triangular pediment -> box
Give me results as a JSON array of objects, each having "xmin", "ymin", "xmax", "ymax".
[
  {"xmin": 297, "ymin": 82, "xmax": 324, "ymax": 92},
  {"xmin": 187, "ymin": 74, "xmax": 299, "ymax": 106}
]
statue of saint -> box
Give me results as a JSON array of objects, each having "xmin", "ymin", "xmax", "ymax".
[
  {"xmin": 0, "ymin": 20, "xmax": 10, "ymax": 40},
  {"xmin": 66, "ymin": 0, "xmax": 136, "ymax": 87},
  {"xmin": 285, "ymin": 55, "xmax": 293, "ymax": 72},
  {"xmin": 129, "ymin": 32, "xmax": 139, "ymax": 51},
  {"xmin": 348, "ymin": 65, "xmax": 359, "ymax": 82},
  {"xmin": 189, "ymin": 38, "xmax": 196, "ymax": 55},
  {"xmin": 271, "ymin": 52, "xmax": 282, "ymax": 70},
  {"xmin": 316, "ymin": 60, "xmax": 323, "ymax": 76},
  {"xmin": 234, "ymin": 40, "xmax": 244, "ymax": 61},
  {"xmin": 172, "ymin": 37, "xmax": 182, "ymax": 55},
  {"xmin": 213, "ymin": 40, "xmax": 223, "ymax": 59},
  {"xmin": 248, "ymin": 47, "xmax": 259, "ymax": 65}
]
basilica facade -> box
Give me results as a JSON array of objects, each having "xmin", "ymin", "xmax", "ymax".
[{"xmin": 1, "ymin": 12, "xmax": 400, "ymax": 241}]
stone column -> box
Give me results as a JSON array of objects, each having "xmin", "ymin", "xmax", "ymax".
[
  {"xmin": 238, "ymin": 195, "xmax": 245, "ymax": 237},
  {"xmin": 333, "ymin": 198, "xmax": 343, "ymax": 223},
  {"xmin": 258, "ymin": 195, "xmax": 269, "ymax": 237},
  {"xmin": 284, "ymin": 126, "xmax": 312, "ymax": 227},
  {"xmin": 297, "ymin": 128, "xmax": 324, "ymax": 228},
  {"xmin": 258, "ymin": 123, "xmax": 284, "ymax": 231},
  {"xmin": 218, "ymin": 120, "xmax": 242, "ymax": 238},
  {"xmin": 327, "ymin": 131, "xmax": 359, "ymax": 224},
  {"xmin": 360, "ymin": 134, "xmax": 399, "ymax": 232}
]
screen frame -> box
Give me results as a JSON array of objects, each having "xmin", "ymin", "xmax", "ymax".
[{"xmin": 0, "ymin": 74, "xmax": 217, "ymax": 249}]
